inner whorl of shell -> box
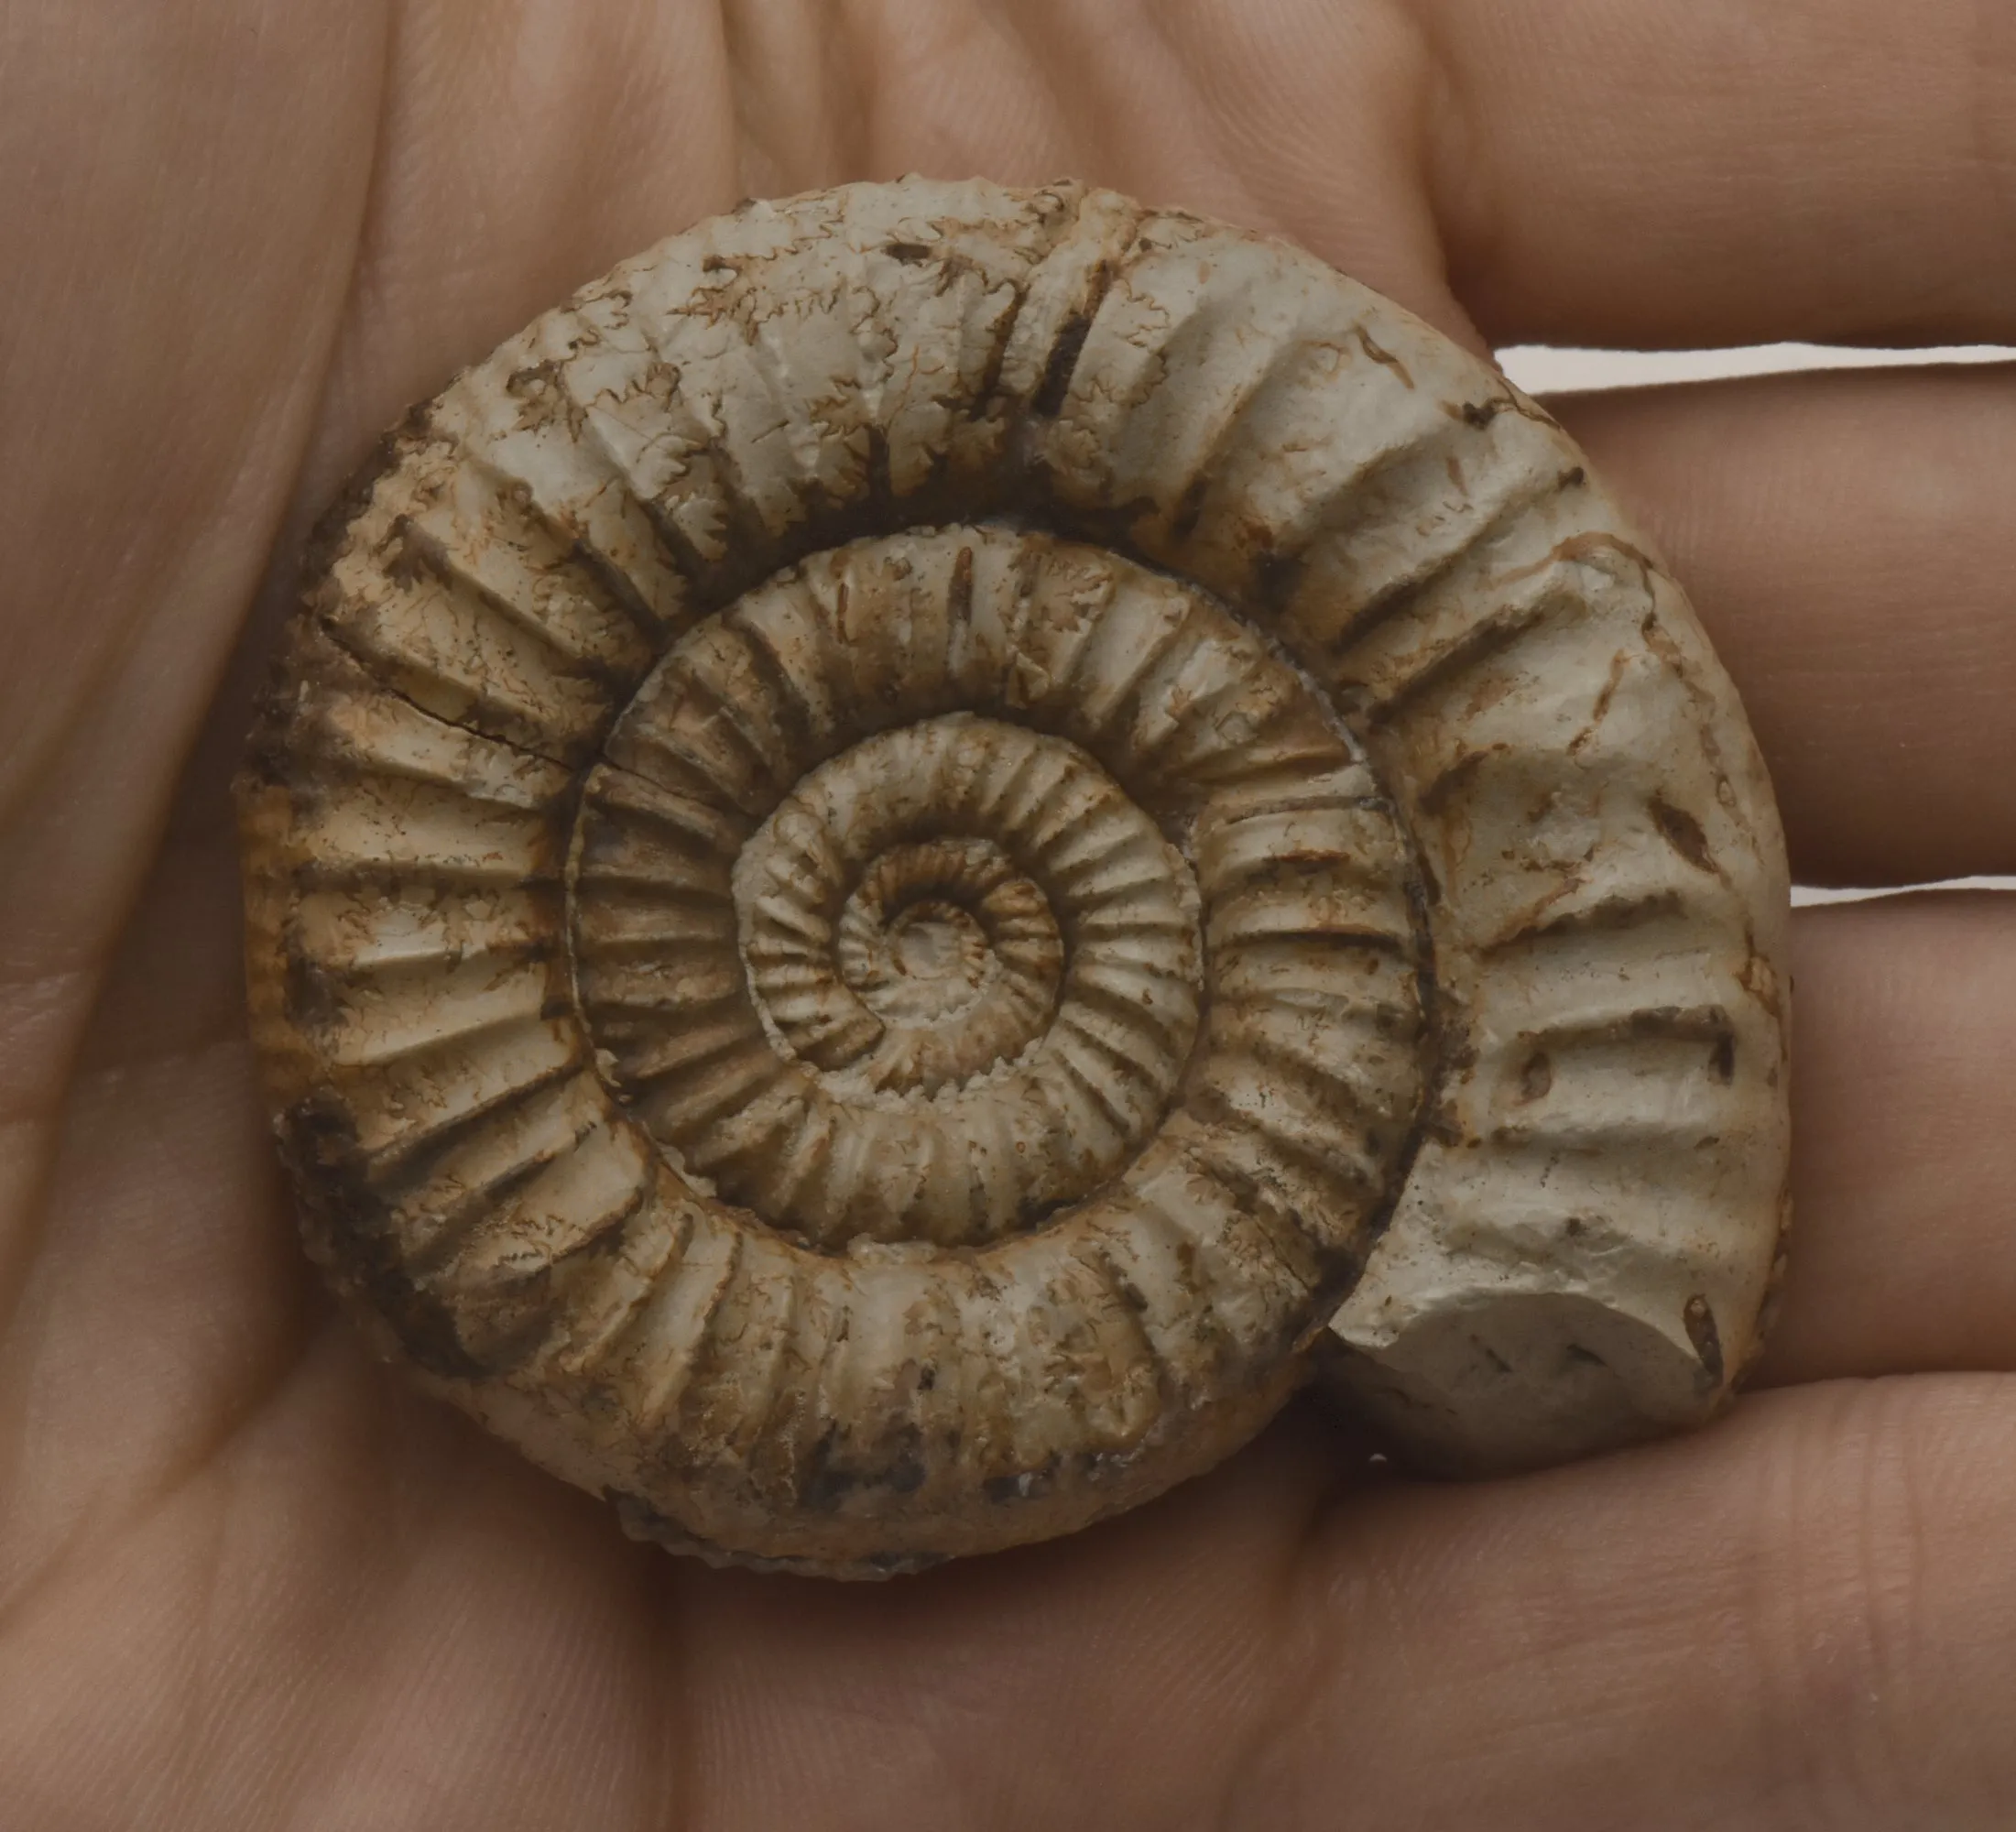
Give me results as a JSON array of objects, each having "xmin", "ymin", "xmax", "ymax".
[
  {"xmin": 239, "ymin": 175, "xmax": 1790, "ymax": 1575},
  {"xmin": 569, "ymin": 533, "xmax": 1413, "ymax": 1254}
]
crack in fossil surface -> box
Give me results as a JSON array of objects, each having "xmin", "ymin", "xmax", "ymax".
[{"xmin": 236, "ymin": 177, "xmax": 1790, "ymax": 1575}]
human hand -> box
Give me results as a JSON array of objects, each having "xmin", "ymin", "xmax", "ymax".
[{"xmin": 3, "ymin": 4, "xmax": 2013, "ymax": 1826}]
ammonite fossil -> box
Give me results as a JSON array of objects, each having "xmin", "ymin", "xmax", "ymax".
[{"xmin": 238, "ymin": 178, "xmax": 1790, "ymax": 1576}]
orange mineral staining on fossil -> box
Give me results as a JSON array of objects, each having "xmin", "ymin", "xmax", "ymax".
[{"xmin": 237, "ymin": 178, "xmax": 1790, "ymax": 1575}]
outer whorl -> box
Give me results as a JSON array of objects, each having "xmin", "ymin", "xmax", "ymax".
[{"xmin": 238, "ymin": 178, "xmax": 1790, "ymax": 1575}]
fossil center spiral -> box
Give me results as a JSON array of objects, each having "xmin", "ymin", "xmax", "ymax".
[
  {"xmin": 734, "ymin": 714, "xmax": 1200, "ymax": 1101},
  {"xmin": 567, "ymin": 523, "xmax": 1422, "ymax": 1260},
  {"xmin": 760, "ymin": 819, "xmax": 1067, "ymax": 1085},
  {"xmin": 841, "ymin": 849, "xmax": 1025, "ymax": 1024}
]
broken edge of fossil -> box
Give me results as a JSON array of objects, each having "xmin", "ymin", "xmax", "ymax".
[{"xmin": 238, "ymin": 175, "xmax": 1791, "ymax": 1574}]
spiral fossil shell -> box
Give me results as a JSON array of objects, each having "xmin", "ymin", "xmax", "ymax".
[{"xmin": 238, "ymin": 177, "xmax": 1791, "ymax": 1575}]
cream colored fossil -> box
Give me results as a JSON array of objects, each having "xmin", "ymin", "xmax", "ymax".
[{"xmin": 238, "ymin": 177, "xmax": 1790, "ymax": 1576}]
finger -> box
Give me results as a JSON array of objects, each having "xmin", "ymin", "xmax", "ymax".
[
  {"xmin": 935, "ymin": 0, "xmax": 2016, "ymax": 347},
  {"xmin": 1553, "ymin": 365, "xmax": 2016, "ymax": 888},
  {"xmin": 819, "ymin": 0, "xmax": 2016, "ymax": 349},
  {"xmin": 1251, "ymin": 1376, "xmax": 2016, "ymax": 1831},
  {"xmin": 682, "ymin": 1378, "xmax": 2016, "ymax": 1831},
  {"xmin": 10, "ymin": 1355, "xmax": 2008, "ymax": 1830},
  {"xmin": 1414, "ymin": 0, "xmax": 2016, "ymax": 345},
  {"xmin": 1753, "ymin": 894, "xmax": 2016, "ymax": 1388}
]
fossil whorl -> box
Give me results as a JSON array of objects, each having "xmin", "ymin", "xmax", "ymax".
[{"xmin": 238, "ymin": 177, "xmax": 1790, "ymax": 1574}]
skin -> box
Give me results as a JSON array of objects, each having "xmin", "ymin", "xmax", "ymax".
[{"xmin": 2, "ymin": 1, "xmax": 2014, "ymax": 1825}]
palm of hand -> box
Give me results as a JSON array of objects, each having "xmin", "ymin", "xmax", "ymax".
[{"xmin": 3, "ymin": 5, "xmax": 2013, "ymax": 1827}]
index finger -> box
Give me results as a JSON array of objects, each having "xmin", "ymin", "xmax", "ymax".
[
  {"xmin": 1036, "ymin": 0, "xmax": 2016, "ymax": 349},
  {"xmin": 1413, "ymin": 0, "xmax": 2016, "ymax": 345}
]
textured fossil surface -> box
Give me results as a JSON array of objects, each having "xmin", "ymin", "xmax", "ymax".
[{"xmin": 238, "ymin": 176, "xmax": 1790, "ymax": 1575}]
